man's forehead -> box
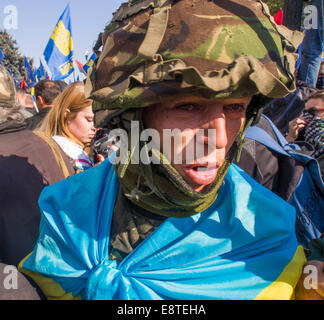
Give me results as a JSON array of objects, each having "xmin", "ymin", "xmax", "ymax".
[
  {"xmin": 160, "ymin": 94, "xmax": 253, "ymax": 107},
  {"xmin": 306, "ymin": 98, "xmax": 324, "ymax": 110}
]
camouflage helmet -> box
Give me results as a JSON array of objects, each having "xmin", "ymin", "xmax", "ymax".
[
  {"xmin": 86, "ymin": 0, "xmax": 303, "ymax": 128},
  {"xmin": 0, "ymin": 65, "xmax": 16, "ymax": 109}
]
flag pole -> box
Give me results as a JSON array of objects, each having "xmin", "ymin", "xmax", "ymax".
[
  {"xmin": 73, "ymin": 57, "xmax": 77, "ymax": 82},
  {"xmin": 70, "ymin": 2, "xmax": 76, "ymax": 83}
]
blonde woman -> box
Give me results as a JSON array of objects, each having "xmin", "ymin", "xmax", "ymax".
[{"xmin": 38, "ymin": 81, "xmax": 96, "ymax": 172}]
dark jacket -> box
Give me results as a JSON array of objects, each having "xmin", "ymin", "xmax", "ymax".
[
  {"xmin": 0, "ymin": 120, "xmax": 26, "ymax": 134},
  {"xmin": 235, "ymin": 116, "xmax": 304, "ymax": 202},
  {"xmin": 0, "ymin": 130, "xmax": 74, "ymax": 266},
  {"xmin": 25, "ymin": 108, "xmax": 51, "ymax": 131}
]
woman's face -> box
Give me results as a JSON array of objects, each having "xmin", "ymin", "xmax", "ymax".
[
  {"xmin": 142, "ymin": 95, "xmax": 252, "ymax": 192},
  {"xmin": 66, "ymin": 105, "xmax": 96, "ymax": 144}
]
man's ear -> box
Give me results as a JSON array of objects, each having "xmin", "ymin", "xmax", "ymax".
[{"xmin": 37, "ymin": 96, "xmax": 45, "ymax": 106}]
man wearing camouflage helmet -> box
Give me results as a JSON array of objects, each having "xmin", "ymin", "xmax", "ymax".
[{"xmin": 19, "ymin": 0, "xmax": 323, "ymax": 300}]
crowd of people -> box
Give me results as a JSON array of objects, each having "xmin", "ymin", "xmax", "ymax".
[{"xmin": 0, "ymin": 0, "xmax": 323, "ymax": 301}]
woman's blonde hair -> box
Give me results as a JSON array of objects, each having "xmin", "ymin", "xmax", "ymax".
[{"xmin": 38, "ymin": 81, "xmax": 93, "ymax": 147}]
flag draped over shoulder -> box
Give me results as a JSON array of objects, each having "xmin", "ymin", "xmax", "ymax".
[
  {"xmin": 44, "ymin": 4, "xmax": 74, "ymax": 80},
  {"xmin": 20, "ymin": 161, "xmax": 306, "ymax": 300}
]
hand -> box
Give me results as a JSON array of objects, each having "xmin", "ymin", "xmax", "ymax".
[
  {"xmin": 95, "ymin": 154, "xmax": 105, "ymax": 166},
  {"xmin": 295, "ymin": 260, "xmax": 324, "ymax": 300},
  {"xmin": 286, "ymin": 117, "xmax": 306, "ymax": 142},
  {"xmin": 110, "ymin": 144, "xmax": 119, "ymax": 153}
]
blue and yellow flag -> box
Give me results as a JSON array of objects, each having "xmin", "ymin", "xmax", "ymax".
[
  {"xmin": 44, "ymin": 4, "xmax": 74, "ymax": 80},
  {"xmin": 19, "ymin": 161, "xmax": 306, "ymax": 300},
  {"xmin": 24, "ymin": 57, "xmax": 35, "ymax": 88},
  {"xmin": 35, "ymin": 60, "xmax": 48, "ymax": 83},
  {"xmin": 83, "ymin": 53, "xmax": 96, "ymax": 73}
]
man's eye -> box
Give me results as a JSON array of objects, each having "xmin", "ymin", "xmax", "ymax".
[
  {"xmin": 224, "ymin": 104, "xmax": 245, "ymax": 112},
  {"xmin": 176, "ymin": 104, "xmax": 196, "ymax": 111}
]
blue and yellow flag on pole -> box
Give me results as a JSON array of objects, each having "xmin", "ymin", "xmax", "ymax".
[
  {"xmin": 35, "ymin": 60, "xmax": 48, "ymax": 83},
  {"xmin": 44, "ymin": 4, "xmax": 74, "ymax": 80},
  {"xmin": 83, "ymin": 53, "xmax": 96, "ymax": 73},
  {"xmin": 24, "ymin": 57, "xmax": 35, "ymax": 88}
]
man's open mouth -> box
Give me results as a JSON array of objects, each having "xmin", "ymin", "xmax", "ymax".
[{"xmin": 184, "ymin": 164, "xmax": 220, "ymax": 186}]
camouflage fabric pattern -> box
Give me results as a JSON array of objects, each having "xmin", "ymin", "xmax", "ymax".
[
  {"xmin": 85, "ymin": 0, "xmax": 304, "ymax": 217},
  {"xmin": 86, "ymin": 0, "xmax": 303, "ymax": 127},
  {"xmin": 109, "ymin": 187, "xmax": 166, "ymax": 261},
  {"xmin": 0, "ymin": 66, "xmax": 16, "ymax": 109}
]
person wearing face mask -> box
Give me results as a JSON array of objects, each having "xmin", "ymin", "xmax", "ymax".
[
  {"xmin": 17, "ymin": 0, "xmax": 323, "ymax": 300},
  {"xmin": 286, "ymin": 90, "xmax": 324, "ymax": 176},
  {"xmin": 287, "ymin": 90, "xmax": 324, "ymax": 177}
]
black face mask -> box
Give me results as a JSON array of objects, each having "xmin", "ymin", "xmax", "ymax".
[
  {"xmin": 304, "ymin": 108, "xmax": 317, "ymax": 117},
  {"xmin": 302, "ymin": 110, "xmax": 324, "ymax": 157},
  {"xmin": 297, "ymin": 109, "xmax": 315, "ymax": 140},
  {"xmin": 317, "ymin": 76, "xmax": 324, "ymax": 90}
]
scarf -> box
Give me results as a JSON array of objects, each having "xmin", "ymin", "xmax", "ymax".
[
  {"xmin": 304, "ymin": 112, "xmax": 324, "ymax": 158},
  {"xmin": 52, "ymin": 135, "xmax": 94, "ymax": 171}
]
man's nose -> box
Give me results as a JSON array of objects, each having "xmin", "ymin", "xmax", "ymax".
[{"xmin": 203, "ymin": 108, "xmax": 228, "ymax": 149}]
